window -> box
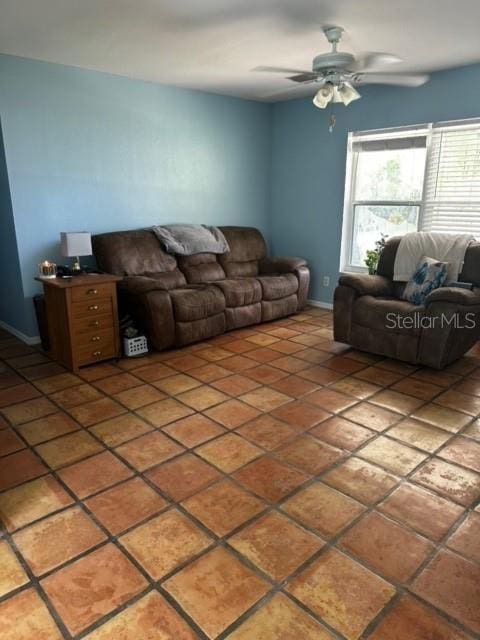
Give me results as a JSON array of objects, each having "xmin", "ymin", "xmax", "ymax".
[{"xmin": 340, "ymin": 119, "xmax": 480, "ymax": 272}]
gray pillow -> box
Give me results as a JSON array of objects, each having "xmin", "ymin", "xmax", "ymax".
[{"xmin": 152, "ymin": 224, "xmax": 229, "ymax": 255}]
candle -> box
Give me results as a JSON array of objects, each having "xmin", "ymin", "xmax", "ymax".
[{"xmin": 38, "ymin": 261, "xmax": 57, "ymax": 278}]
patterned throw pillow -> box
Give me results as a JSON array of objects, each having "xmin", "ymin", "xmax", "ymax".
[{"xmin": 403, "ymin": 256, "xmax": 448, "ymax": 305}]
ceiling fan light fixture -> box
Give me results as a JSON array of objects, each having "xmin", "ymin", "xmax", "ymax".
[
  {"xmin": 337, "ymin": 81, "xmax": 361, "ymax": 106},
  {"xmin": 313, "ymin": 82, "xmax": 334, "ymax": 109}
]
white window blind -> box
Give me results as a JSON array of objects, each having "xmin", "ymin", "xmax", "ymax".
[{"xmin": 422, "ymin": 123, "xmax": 480, "ymax": 238}]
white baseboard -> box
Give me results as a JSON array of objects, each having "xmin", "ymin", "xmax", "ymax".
[
  {"xmin": 307, "ymin": 298, "xmax": 334, "ymax": 310},
  {"xmin": 0, "ymin": 320, "xmax": 41, "ymax": 346}
]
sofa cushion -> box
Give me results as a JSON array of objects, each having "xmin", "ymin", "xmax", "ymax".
[
  {"xmin": 213, "ymin": 278, "xmax": 262, "ymax": 307},
  {"xmin": 352, "ymin": 296, "xmax": 424, "ymax": 336},
  {"xmin": 218, "ymin": 227, "xmax": 267, "ymax": 278},
  {"xmin": 170, "ymin": 285, "xmax": 226, "ymax": 322},
  {"xmin": 177, "ymin": 253, "xmax": 226, "ymax": 284},
  {"xmin": 143, "ymin": 270, "xmax": 186, "ymax": 290},
  {"xmin": 257, "ymin": 274, "xmax": 298, "ymax": 301}
]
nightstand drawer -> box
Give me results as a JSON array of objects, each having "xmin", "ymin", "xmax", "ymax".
[
  {"xmin": 71, "ymin": 283, "xmax": 114, "ymax": 302},
  {"xmin": 74, "ymin": 327, "xmax": 116, "ymax": 350},
  {"xmin": 77, "ymin": 343, "xmax": 117, "ymax": 367},
  {"xmin": 73, "ymin": 313, "xmax": 114, "ymax": 335},
  {"xmin": 71, "ymin": 298, "xmax": 114, "ymax": 318}
]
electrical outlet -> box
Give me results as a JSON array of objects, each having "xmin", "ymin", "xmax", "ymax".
[{"xmin": 323, "ymin": 276, "xmax": 330, "ymax": 287}]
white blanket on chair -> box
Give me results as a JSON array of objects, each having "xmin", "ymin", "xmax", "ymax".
[{"xmin": 393, "ymin": 232, "xmax": 474, "ymax": 283}]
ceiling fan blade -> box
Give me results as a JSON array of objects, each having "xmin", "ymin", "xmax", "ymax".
[
  {"xmin": 354, "ymin": 72, "xmax": 430, "ymax": 87},
  {"xmin": 252, "ymin": 65, "xmax": 318, "ymax": 76},
  {"xmin": 350, "ymin": 52, "xmax": 402, "ymax": 72},
  {"xmin": 260, "ymin": 80, "xmax": 322, "ymax": 101}
]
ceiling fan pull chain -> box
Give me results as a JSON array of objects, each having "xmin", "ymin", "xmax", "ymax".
[{"xmin": 329, "ymin": 112, "xmax": 336, "ymax": 133}]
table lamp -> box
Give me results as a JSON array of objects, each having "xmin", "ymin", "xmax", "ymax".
[{"xmin": 60, "ymin": 232, "xmax": 92, "ymax": 274}]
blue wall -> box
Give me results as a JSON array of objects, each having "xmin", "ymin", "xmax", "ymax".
[
  {"xmin": 270, "ymin": 64, "xmax": 480, "ymax": 303},
  {"xmin": 0, "ymin": 54, "xmax": 271, "ymax": 336}
]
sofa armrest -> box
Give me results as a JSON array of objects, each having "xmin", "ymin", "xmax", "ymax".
[
  {"xmin": 120, "ymin": 276, "xmax": 169, "ymax": 295},
  {"xmin": 338, "ymin": 274, "xmax": 393, "ymax": 297},
  {"xmin": 425, "ymin": 287, "xmax": 480, "ymax": 307},
  {"xmin": 259, "ymin": 256, "xmax": 307, "ymax": 275}
]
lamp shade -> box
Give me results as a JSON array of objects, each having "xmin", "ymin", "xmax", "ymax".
[
  {"xmin": 60, "ymin": 232, "xmax": 92, "ymax": 258},
  {"xmin": 313, "ymin": 83, "xmax": 334, "ymax": 109}
]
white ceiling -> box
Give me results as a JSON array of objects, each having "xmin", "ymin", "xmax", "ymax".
[{"xmin": 0, "ymin": 0, "xmax": 480, "ymax": 101}]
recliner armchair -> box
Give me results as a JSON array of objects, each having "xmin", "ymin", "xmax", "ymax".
[{"xmin": 334, "ymin": 237, "xmax": 480, "ymax": 369}]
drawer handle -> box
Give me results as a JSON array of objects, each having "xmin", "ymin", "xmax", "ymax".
[
  {"xmin": 93, "ymin": 351, "xmax": 102, "ymax": 356},
  {"xmin": 91, "ymin": 336, "xmax": 101, "ymax": 342},
  {"xmin": 88, "ymin": 305, "xmax": 99, "ymax": 311},
  {"xmin": 91, "ymin": 320, "xmax": 100, "ymax": 327},
  {"xmin": 87, "ymin": 289, "xmax": 98, "ymax": 295}
]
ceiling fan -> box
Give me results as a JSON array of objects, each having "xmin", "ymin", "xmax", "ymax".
[{"xmin": 256, "ymin": 26, "xmax": 430, "ymax": 109}]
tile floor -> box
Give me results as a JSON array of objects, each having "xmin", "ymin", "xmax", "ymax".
[{"xmin": 0, "ymin": 307, "xmax": 479, "ymax": 640}]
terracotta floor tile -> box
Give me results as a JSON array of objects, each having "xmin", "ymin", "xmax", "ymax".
[
  {"xmin": 353, "ymin": 365, "xmax": 403, "ymax": 387},
  {"xmin": 0, "ymin": 382, "xmax": 41, "ymax": 408},
  {"xmin": 223, "ymin": 339, "xmax": 257, "ymax": 354},
  {"xmin": 113, "ymin": 384, "xmax": 165, "ymax": 409},
  {"xmin": 21, "ymin": 362, "xmax": 64, "ymax": 380},
  {"xmin": 464, "ymin": 419, "xmax": 480, "ymax": 441},
  {"xmin": 322, "ymin": 356, "xmax": 366, "ymax": 375},
  {"xmin": 221, "ymin": 354, "xmax": 258, "ymax": 372},
  {"xmin": 50, "ymin": 383, "xmax": 103, "ymax": 408},
  {"xmin": 236, "ymin": 414, "xmax": 297, "ymax": 450},
  {"xmin": 211, "ymin": 373, "xmax": 261, "ymax": 396},
  {"xmin": 412, "ymin": 403, "xmax": 471, "ymax": 433},
  {"xmin": 233, "ymin": 455, "xmax": 309, "ymax": 502},
  {"xmin": 0, "ymin": 449, "xmax": 47, "ymax": 491},
  {"xmin": 85, "ymin": 477, "xmax": 167, "ymax": 535},
  {"xmin": 41, "ymin": 543, "xmax": 147, "ymax": 635},
  {"xmin": 330, "ymin": 376, "xmax": 381, "ymax": 400},
  {"xmin": 16, "ymin": 412, "xmax": 80, "ymax": 445},
  {"xmin": 446, "ymin": 512, "xmax": 480, "ymax": 563},
  {"xmin": 269, "ymin": 374, "xmax": 320, "ymax": 398},
  {"xmin": 247, "ymin": 333, "xmax": 280, "ymax": 347},
  {"xmin": 92, "ymin": 373, "xmax": 142, "ymax": 395},
  {"xmin": 83, "ymin": 591, "xmax": 198, "ymax": 640},
  {"xmin": 295, "ymin": 347, "xmax": 332, "ymax": 364},
  {"xmin": 204, "ymin": 399, "xmax": 261, "ymax": 428},
  {"xmin": 275, "ymin": 435, "xmax": 343, "ymax": 475},
  {"xmin": 455, "ymin": 378, "xmax": 480, "ymax": 397},
  {"xmin": 265, "ymin": 326, "xmax": 301, "ymax": 338},
  {"xmin": 79, "ymin": 363, "xmax": 123, "ymax": 381},
  {"xmin": 188, "ymin": 362, "xmax": 232, "ymax": 384},
  {"xmin": 287, "ymin": 548, "xmax": 396, "ymax": 640},
  {"xmin": 153, "ymin": 373, "xmax": 202, "ymax": 395},
  {"xmin": 244, "ymin": 364, "xmax": 289, "ymax": 384},
  {"xmin": 131, "ymin": 362, "xmax": 176, "ymax": 381},
  {"xmin": 68, "ymin": 397, "xmax": 126, "ymax": 426},
  {"xmin": 195, "ymin": 433, "xmax": 262, "ymax": 472},
  {"xmin": 387, "ymin": 418, "xmax": 451, "ymax": 453},
  {"xmin": 342, "ymin": 402, "xmax": 402, "ymax": 432},
  {"xmin": 340, "ymin": 511, "xmax": 433, "ymax": 583},
  {"xmin": 90, "ymin": 413, "xmax": 153, "ymax": 447},
  {"xmin": 120, "ymin": 508, "xmax": 212, "ymax": 579},
  {"xmin": 163, "ymin": 414, "xmax": 225, "ymax": 447},
  {"xmin": 270, "ymin": 400, "xmax": 330, "ymax": 430},
  {"xmin": 435, "ymin": 389, "xmax": 480, "ymax": 416},
  {"xmin": 136, "ymin": 397, "xmax": 194, "ymax": 427},
  {"xmin": 229, "ymin": 511, "xmax": 323, "ymax": 581},
  {"xmin": 281, "ymin": 482, "xmax": 365, "ymax": 538},
  {"xmin": 34, "ymin": 372, "xmax": 83, "ymax": 394},
  {"xmin": 164, "ymin": 547, "xmax": 270, "ymax": 639},
  {"xmin": 226, "ymin": 592, "xmax": 335, "ymax": 640},
  {"xmin": 310, "ymin": 416, "xmax": 374, "ymax": 451},
  {"xmin": 0, "ymin": 428, "xmax": 25, "ymax": 456},
  {"xmin": 181, "ymin": 478, "xmax": 265, "ymax": 536},
  {"xmin": 13, "ymin": 506, "xmax": 105, "ymax": 576},
  {"xmin": 239, "ymin": 386, "xmax": 292, "ymax": 412},
  {"xmin": 35, "ymin": 430, "xmax": 103, "ymax": 469},
  {"xmin": 0, "ymin": 370, "xmax": 23, "ymax": 390},
  {"xmin": 391, "ymin": 377, "xmax": 444, "ymax": 401},
  {"xmin": 411, "ymin": 368, "xmax": 461, "ymax": 388},
  {"xmin": 176, "ymin": 385, "xmax": 229, "ymax": 411},
  {"xmin": 322, "ymin": 457, "xmax": 399, "ymax": 505},
  {"xmin": 164, "ymin": 354, "xmax": 207, "ymax": 372},
  {"xmin": 378, "ymin": 483, "xmax": 463, "ymax": 542},
  {"xmin": 412, "ymin": 458, "xmax": 480, "ymax": 506},
  {"xmin": 270, "ymin": 355, "xmax": 311, "ymax": 374},
  {"xmin": 147, "ymin": 453, "xmax": 221, "ymax": 501},
  {"xmin": 368, "ymin": 594, "xmax": 471, "ymax": 640},
  {"xmin": 298, "ymin": 366, "xmax": 345, "ymax": 385},
  {"xmin": 0, "ymin": 588, "xmax": 63, "ymax": 639},
  {"xmin": 196, "ymin": 346, "xmax": 232, "ymax": 362},
  {"xmin": 115, "ymin": 431, "xmax": 184, "ymax": 471},
  {"xmin": 439, "ymin": 436, "xmax": 480, "ymax": 472},
  {"xmin": 369, "ymin": 389, "xmax": 424, "ymax": 415},
  {"xmin": 58, "ymin": 450, "xmax": 133, "ymax": 498},
  {"xmin": 376, "ymin": 359, "xmax": 418, "ymax": 375},
  {"xmin": 1, "ymin": 396, "xmax": 55, "ymax": 425},
  {"xmin": 412, "ymin": 550, "xmax": 480, "ymax": 634},
  {"xmin": 0, "ymin": 539, "xmax": 29, "ymax": 597},
  {"xmin": 306, "ymin": 388, "xmax": 357, "ymax": 413},
  {"xmin": 358, "ymin": 436, "xmax": 428, "ymax": 475}
]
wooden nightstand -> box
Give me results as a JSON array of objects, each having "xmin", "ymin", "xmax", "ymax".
[{"xmin": 36, "ymin": 274, "xmax": 122, "ymax": 372}]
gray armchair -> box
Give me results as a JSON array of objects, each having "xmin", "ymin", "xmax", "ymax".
[{"xmin": 334, "ymin": 237, "xmax": 480, "ymax": 369}]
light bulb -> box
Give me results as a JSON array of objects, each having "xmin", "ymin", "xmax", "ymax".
[
  {"xmin": 337, "ymin": 81, "xmax": 361, "ymax": 106},
  {"xmin": 313, "ymin": 83, "xmax": 334, "ymax": 109}
]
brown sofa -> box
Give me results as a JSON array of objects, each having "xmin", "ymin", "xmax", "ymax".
[
  {"xmin": 92, "ymin": 226, "xmax": 309, "ymax": 350},
  {"xmin": 334, "ymin": 236, "xmax": 480, "ymax": 369}
]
